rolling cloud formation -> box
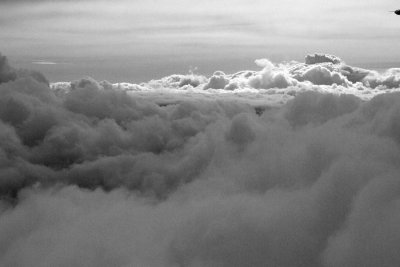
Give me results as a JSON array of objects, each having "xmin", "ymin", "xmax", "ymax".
[{"xmin": 1, "ymin": 53, "xmax": 400, "ymax": 266}]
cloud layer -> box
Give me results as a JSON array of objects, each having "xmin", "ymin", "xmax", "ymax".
[
  {"xmin": 51, "ymin": 53, "xmax": 400, "ymax": 107},
  {"xmin": 1, "ymin": 53, "xmax": 400, "ymax": 266}
]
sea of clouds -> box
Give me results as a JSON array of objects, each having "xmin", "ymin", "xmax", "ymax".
[{"xmin": 2, "ymin": 52, "xmax": 400, "ymax": 266}]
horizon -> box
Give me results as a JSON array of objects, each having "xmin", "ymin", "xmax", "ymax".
[{"xmin": 8, "ymin": 53, "xmax": 400, "ymax": 83}]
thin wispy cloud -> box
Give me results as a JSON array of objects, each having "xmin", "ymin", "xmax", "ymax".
[{"xmin": 32, "ymin": 60, "xmax": 58, "ymax": 65}]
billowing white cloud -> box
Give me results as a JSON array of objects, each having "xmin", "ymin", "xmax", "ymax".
[
  {"xmin": 2, "ymin": 53, "xmax": 400, "ymax": 266},
  {"xmin": 50, "ymin": 53, "xmax": 400, "ymax": 106}
]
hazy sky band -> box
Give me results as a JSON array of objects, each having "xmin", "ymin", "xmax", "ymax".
[{"xmin": 1, "ymin": 0, "xmax": 400, "ymax": 81}]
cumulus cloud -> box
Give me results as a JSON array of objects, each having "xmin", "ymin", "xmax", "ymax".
[
  {"xmin": 248, "ymin": 59, "xmax": 296, "ymax": 89},
  {"xmin": 2, "ymin": 53, "xmax": 400, "ymax": 266},
  {"xmin": 204, "ymin": 71, "xmax": 229, "ymax": 90},
  {"xmin": 363, "ymin": 68, "xmax": 400, "ymax": 89}
]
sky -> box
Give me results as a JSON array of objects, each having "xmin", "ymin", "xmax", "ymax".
[{"xmin": 1, "ymin": 0, "xmax": 400, "ymax": 82}]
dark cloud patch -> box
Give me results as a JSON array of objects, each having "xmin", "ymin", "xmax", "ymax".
[
  {"xmin": 0, "ymin": 54, "xmax": 17, "ymax": 83},
  {"xmin": 0, "ymin": 53, "xmax": 49, "ymax": 86}
]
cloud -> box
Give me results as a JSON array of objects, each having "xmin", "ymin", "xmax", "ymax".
[
  {"xmin": 363, "ymin": 68, "xmax": 400, "ymax": 89},
  {"xmin": 305, "ymin": 54, "xmax": 343, "ymax": 65},
  {"xmin": 248, "ymin": 59, "xmax": 296, "ymax": 89},
  {"xmin": 204, "ymin": 71, "xmax": 229, "ymax": 90},
  {"xmin": 2, "ymin": 53, "xmax": 400, "ymax": 266},
  {"xmin": 322, "ymin": 174, "xmax": 400, "ymax": 267}
]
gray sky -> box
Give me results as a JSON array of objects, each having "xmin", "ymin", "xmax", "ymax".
[{"xmin": 1, "ymin": 0, "xmax": 400, "ymax": 82}]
